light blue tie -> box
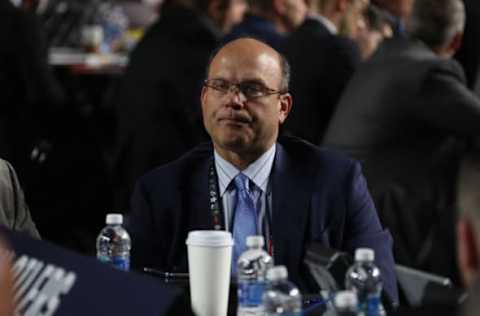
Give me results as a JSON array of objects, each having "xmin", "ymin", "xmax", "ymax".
[{"xmin": 232, "ymin": 173, "xmax": 258, "ymax": 273}]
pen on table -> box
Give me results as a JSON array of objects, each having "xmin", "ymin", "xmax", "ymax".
[{"xmin": 143, "ymin": 267, "xmax": 189, "ymax": 279}]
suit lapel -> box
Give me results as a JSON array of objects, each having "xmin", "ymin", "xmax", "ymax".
[
  {"xmin": 271, "ymin": 142, "xmax": 313, "ymax": 268},
  {"xmin": 168, "ymin": 150, "xmax": 213, "ymax": 272},
  {"xmin": 181, "ymin": 153, "xmax": 214, "ymax": 231}
]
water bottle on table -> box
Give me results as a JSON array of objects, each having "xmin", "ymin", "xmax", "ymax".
[
  {"xmin": 96, "ymin": 213, "xmax": 131, "ymax": 271},
  {"xmin": 263, "ymin": 266, "xmax": 302, "ymax": 316},
  {"xmin": 334, "ymin": 291, "xmax": 360, "ymax": 316},
  {"xmin": 237, "ymin": 235, "xmax": 273, "ymax": 316},
  {"xmin": 345, "ymin": 248, "xmax": 385, "ymax": 316}
]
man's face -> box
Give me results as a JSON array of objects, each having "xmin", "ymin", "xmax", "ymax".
[
  {"xmin": 281, "ymin": 0, "xmax": 308, "ymax": 32},
  {"xmin": 340, "ymin": 0, "xmax": 369, "ymax": 39},
  {"xmin": 201, "ymin": 39, "xmax": 291, "ymax": 157},
  {"xmin": 222, "ymin": 0, "xmax": 248, "ymax": 33}
]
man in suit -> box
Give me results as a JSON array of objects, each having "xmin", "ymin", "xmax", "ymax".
[
  {"xmin": 282, "ymin": 0, "xmax": 365, "ymax": 145},
  {"xmin": 224, "ymin": 0, "xmax": 307, "ymax": 50},
  {"xmin": 111, "ymin": 0, "xmax": 247, "ymax": 209},
  {"xmin": 128, "ymin": 37, "xmax": 398, "ymax": 302},
  {"xmin": 324, "ymin": 0, "xmax": 480, "ymax": 282}
]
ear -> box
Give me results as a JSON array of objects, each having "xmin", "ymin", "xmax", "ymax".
[
  {"xmin": 457, "ymin": 217, "xmax": 480, "ymax": 287},
  {"xmin": 201, "ymin": 85, "xmax": 209, "ymax": 109},
  {"xmin": 449, "ymin": 32, "xmax": 463, "ymax": 54},
  {"xmin": 278, "ymin": 93, "xmax": 293, "ymax": 124}
]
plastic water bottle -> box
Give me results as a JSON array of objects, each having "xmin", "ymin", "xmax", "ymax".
[
  {"xmin": 96, "ymin": 213, "xmax": 131, "ymax": 271},
  {"xmin": 345, "ymin": 248, "xmax": 384, "ymax": 316},
  {"xmin": 334, "ymin": 291, "xmax": 359, "ymax": 316},
  {"xmin": 263, "ymin": 266, "xmax": 303, "ymax": 316},
  {"xmin": 237, "ymin": 236, "xmax": 274, "ymax": 316}
]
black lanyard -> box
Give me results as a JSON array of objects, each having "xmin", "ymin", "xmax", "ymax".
[{"xmin": 208, "ymin": 158, "xmax": 274, "ymax": 256}]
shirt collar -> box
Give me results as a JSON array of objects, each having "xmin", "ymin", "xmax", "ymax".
[
  {"xmin": 309, "ymin": 13, "xmax": 338, "ymax": 35},
  {"xmin": 214, "ymin": 144, "xmax": 276, "ymax": 196}
]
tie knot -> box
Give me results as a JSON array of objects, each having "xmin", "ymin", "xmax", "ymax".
[{"xmin": 233, "ymin": 173, "xmax": 250, "ymax": 193}]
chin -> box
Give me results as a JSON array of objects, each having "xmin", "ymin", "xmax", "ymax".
[{"xmin": 217, "ymin": 136, "xmax": 249, "ymax": 152}]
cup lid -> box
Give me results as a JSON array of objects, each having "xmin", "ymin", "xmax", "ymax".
[{"xmin": 186, "ymin": 230, "xmax": 234, "ymax": 247}]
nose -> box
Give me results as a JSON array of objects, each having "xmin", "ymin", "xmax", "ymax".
[{"xmin": 225, "ymin": 84, "xmax": 246, "ymax": 107}]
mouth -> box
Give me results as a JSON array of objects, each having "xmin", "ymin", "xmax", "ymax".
[
  {"xmin": 219, "ymin": 117, "xmax": 250, "ymax": 125},
  {"xmin": 217, "ymin": 113, "xmax": 252, "ymax": 125}
]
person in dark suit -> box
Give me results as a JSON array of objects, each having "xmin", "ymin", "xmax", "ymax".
[
  {"xmin": 0, "ymin": 0, "xmax": 64, "ymax": 182},
  {"xmin": 324, "ymin": 0, "xmax": 479, "ymax": 282},
  {"xmin": 224, "ymin": 0, "xmax": 307, "ymax": 51},
  {"xmin": 128, "ymin": 37, "xmax": 398, "ymax": 303},
  {"xmin": 111, "ymin": 0, "xmax": 247, "ymax": 209},
  {"xmin": 281, "ymin": 0, "xmax": 365, "ymax": 145}
]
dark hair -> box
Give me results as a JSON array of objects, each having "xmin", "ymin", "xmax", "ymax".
[
  {"xmin": 205, "ymin": 37, "xmax": 290, "ymax": 92},
  {"xmin": 407, "ymin": 0, "xmax": 465, "ymax": 49}
]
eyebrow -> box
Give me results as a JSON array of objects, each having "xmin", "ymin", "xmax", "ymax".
[{"xmin": 208, "ymin": 77, "xmax": 270, "ymax": 87}]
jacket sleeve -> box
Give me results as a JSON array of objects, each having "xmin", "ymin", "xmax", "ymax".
[
  {"xmin": 128, "ymin": 178, "xmax": 169, "ymax": 272},
  {"xmin": 414, "ymin": 61, "xmax": 480, "ymax": 136},
  {"xmin": 343, "ymin": 161, "xmax": 399, "ymax": 305}
]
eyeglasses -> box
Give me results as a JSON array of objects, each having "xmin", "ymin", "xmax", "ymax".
[{"xmin": 204, "ymin": 79, "xmax": 287, "ymax": 100}]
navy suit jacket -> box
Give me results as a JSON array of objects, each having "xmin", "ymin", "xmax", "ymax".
[{"xmin": 128, "ymin": 137, "xmax": 398, "ymax": 302}]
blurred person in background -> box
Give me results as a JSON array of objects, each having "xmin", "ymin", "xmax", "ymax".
[
  {"xmin": 111, "ymin": 0, "xmax": 248, "ymax": 209},
  {"xmin": 356, "ymin": 4, "xmax": 393, "ymax": 59},
  {"xmin": 371, "ymin": 0, "xmax": 413, "ymax": 36},
  {"xmin": 324, "ymin": 0, "xmax": 479, "ymax": 282},
  {"xmin": 0, "ymin": 159, "xmax": 39, "ymax": 239},
  {"xmin": 282, "ymin": 0, "xmax": 367, "ymax": 145},
  {"xmin": 457, "ymin": 154, "xmax": 480, "ymax": 291},
  {"xmin": 0, "ymin": 239, "xmax": 14, "ymax": 316},
  {"xmin": 224, "ymin": 0, "xmax": 307, "ymax": 50},
  {"xmin": 0, "ymin": 0, "xmax": 64, "ymax": 182}
]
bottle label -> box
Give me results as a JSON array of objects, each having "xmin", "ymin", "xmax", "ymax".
[
  {"xmin": 111, "ymin": 256, "xmax": 130, "ymax": 271},
  {"xmin": 238, "ymin": 281, "xmax": 266, "ymax": 307},
  {"xmin": 364, "ymin": 295, "xmax": 383, "ymax": 316},
  {"xmin": 97, "ymin": 255, "xmax": 129, "ymax": 271},
  {"xmin": 97, "ymin": 254, "xmax": 110, "ymax": 264}
]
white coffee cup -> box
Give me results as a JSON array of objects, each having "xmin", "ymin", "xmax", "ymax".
[{"xmin": 186, "ymin": 230, "xmax": 234, "ymax": 316}]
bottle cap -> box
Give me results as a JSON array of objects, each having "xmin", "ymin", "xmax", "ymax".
[
  {"xmin": 266, "ymin": 266, "xmax": 288, "ymax": 281},
  {"xmin": 355, "ymin": 248, "xmax": 375, "ymax": 261},
  {"xmin": 334, "ymin": 291, "xmax": 358, "ymax": 308},
  {"xmin": 106, "ymin": 214, "xmax": 123, "ymax": 225},
  {"xmin": 246, "ymin": 236, "xmax": 265, "ymax": 248}
]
